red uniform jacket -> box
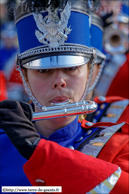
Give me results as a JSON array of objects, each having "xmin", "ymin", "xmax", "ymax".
[
  {"xmin": 93, "ymin": 96, "xmax": 129, "ymax": 173},
  {"xmin": 22, "ymin": 96, "xmax": 129, "ymax": 193},
  {"xmin": 23, "ymin": 138, "xmax": 128, "ymax": 194},
  {"xmin": 23, "ymin": 119, "xmax": 129, "ymax": 193}
]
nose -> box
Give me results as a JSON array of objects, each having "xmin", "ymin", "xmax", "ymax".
[{"xmin": 52, "ymin": 70, "xmax": 66, "ymax": 89}]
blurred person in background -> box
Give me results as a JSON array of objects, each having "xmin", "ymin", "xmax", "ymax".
[
  {"xmin": 94, "ymin": 0, "xmax": 129, "ymax": 99},
  {"xmin": 6, "ymin": 0, "xmax": 17, "ymax": 21},
  {"xmin": 0, "ymin": 0, "xmax": 8, "ymax": 47},
  {"xmin": 0, "ymin": 22, "xmax": 29, "ymax": 101},
  {"xmin": 0, "ymin": 22, "xmax": 18, "ymax": 71},
  {"xmin": 98, "ymin": 0, "xmax": 121, "ymax": 28},
  {"xmin": 0, "ymin": 0, "xmax": 17, "ymax": 33},
  {"xmin": 79, "ymin": 11, "xmax": 129, "ymax": 126},
  {"xmin": 0, "ymin": 0, "xmax": 8, "ymax": 101},
  {"xmin": 0, "ymin": 0, "xmax": 8, "ymax": 26},
  {"xmin": 0, "ymin": 0, "xmax": 29, "ymax": 102}
]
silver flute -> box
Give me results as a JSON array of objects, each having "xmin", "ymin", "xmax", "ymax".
[{"xmin": 32, "ymin": 100, "xmax": 97, "ymax": 121}]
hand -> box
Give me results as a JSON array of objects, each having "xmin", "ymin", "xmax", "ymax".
[{"xmin": 0, "ymin": 100, "xmax": 40, "ymax": 160}]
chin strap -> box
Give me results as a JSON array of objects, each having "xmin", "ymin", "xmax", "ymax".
[
  {"xmin": 80, "ymin": 48, "xmax": 96, "ymax": 101},
  {"xmin": 87, "ymin": 59, "xmax": 105, "ymax": 95},
  {"xmin": 16, "ymin": 66, "xmax": 43, "ymax": 110}
]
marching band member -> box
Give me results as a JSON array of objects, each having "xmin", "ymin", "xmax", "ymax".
[
  {"xmin": 105, "ymin": 1, "xmax": 129, "ymax": 98},
  {"xmin": 95, "ymin": 1, "xmax": 129, "ymax": 98},
  {"xmin": 81, "ymin": 12, "xmax": 129, "ymax": 127},
  {"xmin": 0, "ymin": 0, "xmax": 128, "ymax": 193},
  {"xmin": 0, "ymin": 22, "xmax": 27, "ymax": 101}
]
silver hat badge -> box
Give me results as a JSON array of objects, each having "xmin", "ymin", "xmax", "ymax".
[{"xmin": 33, "ymin": 2, "xmax": 72, "ymax": 47}]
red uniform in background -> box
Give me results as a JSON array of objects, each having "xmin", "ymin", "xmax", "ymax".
[
  {"xmin": 94, "ymin": 52, "xmax": 129, "ymax": 99},
  {"xmin": 106, "ymin": 52, "xmax": 129, "ymax": 99},
  {"xmin": 86, "ymin": 96, "xmax": 129, "ymax": 173},
  {"xmin": 0, "ymin": 71, "xmax": 8, "ymax": 101}
]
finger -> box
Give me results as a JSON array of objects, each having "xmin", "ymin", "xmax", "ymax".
[{"xmin": 19, "ymin": 102, "xmax": 33, "ymax": 121}]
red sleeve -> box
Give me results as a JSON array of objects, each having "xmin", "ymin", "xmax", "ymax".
[{"xmin": 24, "ymin": 139, "xmax": 118, "ymax": 194}]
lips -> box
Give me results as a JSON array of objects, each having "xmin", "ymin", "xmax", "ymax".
[{"xmin": 50, "ymin": 96, "xmax": 69, "ymax": 103}]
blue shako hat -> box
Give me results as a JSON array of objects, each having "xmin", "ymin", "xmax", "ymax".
[
  {"xmin": 87, "ymin": 13, "xmax": 105, "ymax": 95},
  {"xmin": 90, "ymin": 14, "xmax": 106, "ymax": 63},
  {"xmin": 116, "ymin": 1, "xmax": 129, "ymax": 24},
  {"xmin": 15, "ymin": 0, "xmax": 94, "ymax": 69}
]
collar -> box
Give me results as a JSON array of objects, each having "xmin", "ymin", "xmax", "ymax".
[{"xmin": 40, "ymin": 116, "xmax": 79, "ymax": 142}]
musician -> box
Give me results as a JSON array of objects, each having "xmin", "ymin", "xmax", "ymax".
[
  {"xmin": 94, "ymin": 1, "xmax": 129, "ymax": 99},
  {"xmin": 0, "ymin": 22, "xmax": 28, "ymax": 101},
  {"xmin": 105, "ymin": 1, "xmax": 129, "ymax": 98},
  {"xmin": 0, "ymin": 0, "xmax": 128, "ymax": 193},
  {"xmin": 80, "ymin": 13, "xmax": 129, "ymax": 127}
]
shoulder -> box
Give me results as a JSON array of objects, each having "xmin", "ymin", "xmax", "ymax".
[
  {"xmin": 80, "ymin": 120, "xmax": 129, "ymax": 161},
  {"xmin": 93, "ymin": 96, "xmax": 128, "ymax": 104},
  {"xmin": 92, "ymin": 96, "xmax": 129, "ymax": 123},
  {"xmin": 81, "ymin": 119, "xmax": 129, "ymax": 134}
]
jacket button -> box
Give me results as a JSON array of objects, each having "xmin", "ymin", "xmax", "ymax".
[
  {"xmin": 100, "ymin": 103, "xmax": 105, "ymax": 109},
  {"xmin": 75, "ymin": 136, "xmax": 83, "ymax": 143},
  {"xmin": 85, "ymin": 122, "xmax": 93, "ymax": 126},
  {"xmin": 95, "ymin": 110, "xmax": 100, "ymax": 116},
  {"xmin": 67, "ymin": 145, "xmax": 74, "ymax": 150},
  {"xmin": 84, "ymin": 129, "xmax": 92, "ymax": 136},
  {"xmin": 35, "ymin": 179, "xmax": 46, "ymax": 186}
]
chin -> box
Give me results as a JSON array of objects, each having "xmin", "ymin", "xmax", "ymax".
[{"xmin": 50, "ymin": 116, "xmax": 75, "ymax": 125}]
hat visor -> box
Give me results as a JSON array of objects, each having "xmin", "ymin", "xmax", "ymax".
[{"xmin": 23, "ymin": 55, "xmax": 90, "ymax": 69}]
